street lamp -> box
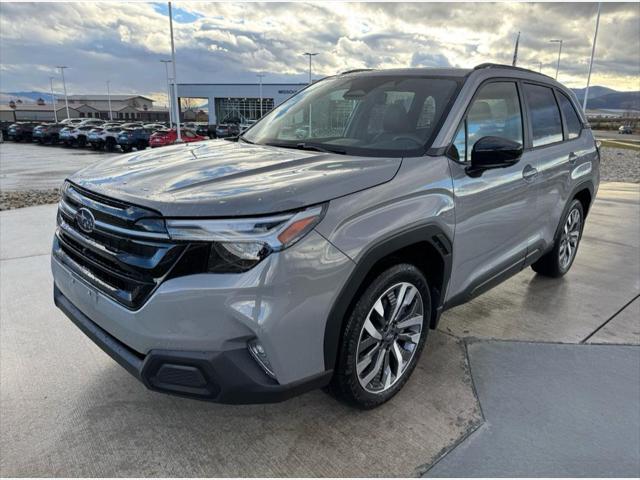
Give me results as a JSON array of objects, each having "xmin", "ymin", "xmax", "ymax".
[
  {"xmin": 168, "ymin": 2, "xmax": 181, "ymax": 142},
  {"xmin": 56, "ymin": 66, "xmax": 70, "ymax": 119},
  {"xmin": 302, "ymin": 52, "xmax": 318, "ymax": 84},
  {"xmin": 583, "ymin": 2, "xmax": 602, "ymax": 112},
  {"xmin": 549, "ymin": 39, "xmax": 563, "ymax": 80},
  {"xmin": 160, "ymin": 60, "xmax": 173, "ymax": 126},
  {"xmin": 256, "ymin": 73, "xmax": 265, "ymax": 118},
  {"xmin": 49, "ymin": 77, "xmax": 58, "ymax": 123},
  {"xmin": 106, "ymin": 80, "xmax": 113, "ymax": 121}
]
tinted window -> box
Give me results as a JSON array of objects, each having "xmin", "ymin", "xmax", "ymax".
[
  {"xmin": 557, "ymin": 92, "xmax": 582, "ymax": 140},
  {"xmin": 454, "ymin": 82, "xmax": 523, "ymax": 162},
  {"xmin": 524, "ymin": 84, "xmax": 563, "ymax": 147}
]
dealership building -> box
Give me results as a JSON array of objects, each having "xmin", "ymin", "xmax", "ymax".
[{"xmin": 176, "ymin": 83, "xmax": 307, "ymax": 124}]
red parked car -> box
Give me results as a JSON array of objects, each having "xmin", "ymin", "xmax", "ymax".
[{"xmin": 149, "ymin": 128, "xmax": 207, "ymax": 148}]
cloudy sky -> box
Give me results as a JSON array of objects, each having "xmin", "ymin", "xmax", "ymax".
[{"xmin": 0, "ymin": 1, "xmax": 638, "ymax": 105}]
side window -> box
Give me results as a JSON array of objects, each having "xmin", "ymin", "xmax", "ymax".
[
  {"xmin": 453, "ymin": 82, "xmax": 523, "ymax": 162},
  {"xmin": 523, "ymin": 84, "xmax": 563, "ymax": 147},
  {"xmin": 557, "ymin": 92, "xmax": 582, "ymax": 140}
]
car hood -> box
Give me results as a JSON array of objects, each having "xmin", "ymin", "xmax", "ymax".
[{"xmin": 69, "ymin": 139, "xmax": 401, "ymax": 217}]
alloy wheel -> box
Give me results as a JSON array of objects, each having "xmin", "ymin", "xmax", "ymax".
[
  {"xmin": 356, "ymin": 282, "xmax": 424, "ymax": 394},
  {"xmin": 559, "ymin": 208, "xmax": 581, "ymax": 270}
]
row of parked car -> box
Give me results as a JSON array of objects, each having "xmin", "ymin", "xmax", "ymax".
[{"xmin": 1, "ymin": 118, "xmax": 223, "ymax": 152}]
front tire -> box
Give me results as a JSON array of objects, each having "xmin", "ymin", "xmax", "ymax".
[
  {"xmin": 328, "ymin": 264, "xmax": 431, "ymax": 409},
  {"xmin": 532, "ymin": 199, "xmax": 584, "ymax": 277}
]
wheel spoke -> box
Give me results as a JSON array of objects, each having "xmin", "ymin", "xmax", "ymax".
[
  {"xmin": 396, "ymin": 315, "xmax": 422, "ymax": 330},
  {"xmin": 361, "ymin": 348, "xmax": 386, "ymax": 386},
  {"xmin": 392, "ymin": 341, "xmax": 405, "ymax": 377},
  {"xmin": 363, "ymin": 318, "xmax": 383, "ymax": 340},
  {"xmin": 357, "ymin": 343, "xmax": 381, "ymax": 375},
  {"xmin": 390, "ymin": 284, "xmax": 417, "ymax": 323},
  {"xmin": 373, "ymin": 298, "xmax": 385, "ymax": 319},
  {"xmin": 397, "ymin": 331, "xmax": 421, "ymax": 344},
  {"xmin": 358, "ymin": 335, "xmax": 378, "ymax": 352}
]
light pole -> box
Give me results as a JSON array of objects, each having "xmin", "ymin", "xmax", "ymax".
[
  {"xmin": 49, "ymin": 76, "xmax": 58, "ymax": 123},
  {"xmin": 256, "ymin": 73, "xmax": 265, "ymax": 118},
  {"xmin": 168, "ymin": 2, "xmax": 181, "ymax": 141},
  {"xmin": 106, "ymin": 80, "xmax": 113, "ymax": 121},
  {"xmin": 512, "ymin": 31, "xmax": 520, "ymax": 67},
  {"xmin": 550, "ymin": 39, "xmax": 563, "ymax": 80},
  {"xmin": 160, "ymin": 60, "xmax": 173, "ymax": 126},
  {"xmin": 56, "ymin": 66, "xmax": 70, "ymax": 119},
  {"xmin": 583, "ymin": 2, "xmax": 602, "ymax": 112},
  {"xmin": 539, "ymin": 61, "xmax": 543, "ymax": 73},
  {"xmin": 302, "ymin": 52, "xmax": 318, "ymax": 84}
]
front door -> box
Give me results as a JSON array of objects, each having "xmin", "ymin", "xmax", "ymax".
[{"xmin": 446, "ymin": 80, "xmax": 537, "ymax": 304}]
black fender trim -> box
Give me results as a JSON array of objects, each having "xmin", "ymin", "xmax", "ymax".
[
  {"xmin": 554, "ymin": 180, "xmax": 595, "ymax": 240},
  {"xmin": 323, "ymin": 223, "xmax": 452, "ymax": 371}
]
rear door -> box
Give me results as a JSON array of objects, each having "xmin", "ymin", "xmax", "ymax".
[
  {"xmin": 521, "ymin": 83, "xmax": 574, "ymax": 255},
  {"xmin": 447, "ymin": 80, "xmax": 538, "ymax": 303}
]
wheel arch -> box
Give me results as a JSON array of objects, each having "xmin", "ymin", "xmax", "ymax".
[
  {"xmin": 554, "ymin": 181, "xmax": 595, "ymax": 240},
  {"xmin": 323, "ymin": 224, "xmax": 452, "ymax": 371}
]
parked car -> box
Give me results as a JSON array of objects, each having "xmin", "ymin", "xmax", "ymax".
[
  {"xmin": 117, "ymin": 127, "xmax": 157, "ymax": 152},
  {"xmin": 1, "ymin": 120, "xmax": 13, "ymax": 139},
  {"xmin": 88, "ymin": 126, "xmax": 124, "ymax": 151},
  {"xmin": 239, "ymin": 120, "xmax": 257, "ymax": 133},
  {"xmin": 52, "ymin": 64, "xmax": 600, "ymax": 408},
  {"xmin": 618, "ymin": 125, "xmax": 633, "ymax": 134},
  {"xmin": 149, "ymin": 128, "xmax": 206, "ymax": 147},
  {"xmin": 60, "ymin": 118, "xmax": 85, "ymax": 126},
  {"xmin": 195, "ymin": 124, "xmax": 214, "ymax": 138},
  {"xmin": 78, "ymin": 119, "xmax": 106, "ymax": 127},
  {"xmin": 59, "ymin": 125, "xmax": 95, "ymax": 147},
  {"xmin": 33, "ymin": 123, "xmax": 65, "ymax": 144},
  {"xmin": 7, "ymin": 122, "xmax": 41, "ymax": 142},
  {"xmin": 214, "ymin": 122, "xmax": 240, "ymax": 138}
]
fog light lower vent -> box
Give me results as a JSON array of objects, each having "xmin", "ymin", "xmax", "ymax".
[{"xmin": 248, "ymin": 339, "xmax": 276, "ymax": 379}]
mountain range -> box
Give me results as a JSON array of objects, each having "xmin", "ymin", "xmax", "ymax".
[{"xmin": 2, "ymin": 86, "xmax": 639, "ymax": 112}]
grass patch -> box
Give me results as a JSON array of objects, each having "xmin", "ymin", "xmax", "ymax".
[{"xmin": 600, "ymin": 140, "xmax": 640, "ymax": 152}]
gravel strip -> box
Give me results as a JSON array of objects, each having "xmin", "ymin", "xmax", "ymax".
[
  {"xmin": 599, "ymin": 146, "xmax": 640, "ymax": 183},
  {"xmin": 0, "ymin": 189, "xmax": 60, "ymax": 211},
  {"xmin": 0, "ymin": 147, "xmax": 637, "ymax": 211}
]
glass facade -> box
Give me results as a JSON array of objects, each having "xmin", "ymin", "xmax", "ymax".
[{"xmin": 215, "ymin": 97, "xmax": 275, "ymax": 123}]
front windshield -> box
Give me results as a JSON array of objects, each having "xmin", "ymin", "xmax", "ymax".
[{"xmin": 243, "ymin": 75, "xmax": 460, "ymax": 157}]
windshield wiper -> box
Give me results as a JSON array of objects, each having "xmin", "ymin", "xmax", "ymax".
[
  {"xmin": 237, "ymin": 135, "xmax": 254, "ymax": 144},
  {"xmin": 265, "ymin": 141, "xmax": 346, "ymax": 155}
]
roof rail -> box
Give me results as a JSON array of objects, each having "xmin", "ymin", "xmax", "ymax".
[
  {"xmin": 340, "ymin": 68, "xmax": 374, "ymax": 75},
  {"xmin": 473, "ymin": 63, "xmax": 554, "ymax": 80}
]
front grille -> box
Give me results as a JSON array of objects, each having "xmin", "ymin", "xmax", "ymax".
[{"xmin": 53, "ymin": 183, "xmax": 186, "ymax": 309}]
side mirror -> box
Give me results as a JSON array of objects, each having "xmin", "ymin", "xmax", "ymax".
[{"xmin": 470, "ymin": 136, "xmax": 523, "ymax": 172}]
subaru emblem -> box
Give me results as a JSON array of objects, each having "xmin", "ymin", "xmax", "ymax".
[{"xmin": 75, "ymin": 208, "xmax": 96, "ymax": 234}]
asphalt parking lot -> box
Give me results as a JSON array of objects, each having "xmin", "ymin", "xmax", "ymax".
[{"xmin": 0, "ymin": 145, "xmax": 639, "ymax": 475}]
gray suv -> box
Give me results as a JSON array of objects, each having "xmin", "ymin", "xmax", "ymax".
[{"xmin": 52, "ymin": 64, "xmax": 599, "ymax": 408}]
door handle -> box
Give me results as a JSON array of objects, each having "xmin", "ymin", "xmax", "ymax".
[
  {"xmin": 522, "ymin": 164, "xmax": 538, "ymax": 181},
  {"xmin": 569, "ymin": 152, "xmax": 578, "ymax": 164}
]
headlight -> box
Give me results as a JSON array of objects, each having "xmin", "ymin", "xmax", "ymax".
[{"xmin": 165, "ymin": 205, "xmax": 326, "ymax": 273}]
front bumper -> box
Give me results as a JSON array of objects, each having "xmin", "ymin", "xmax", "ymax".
[{"xmin": 54, "ymin": 285, "xmax": 332, "ymax": 403}]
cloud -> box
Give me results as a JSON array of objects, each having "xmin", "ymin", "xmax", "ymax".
[{"xmin": 0, "ymin": 1, "xmax": 638, "ymax": 98}]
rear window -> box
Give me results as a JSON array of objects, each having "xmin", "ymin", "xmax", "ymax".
[
  {"xmin": 523, "ymin": 84, "xmax": 563, "ymax": 147},
  {"xmin": 557, "ymin": 92, "xmax": 582, "ymax": 140}
]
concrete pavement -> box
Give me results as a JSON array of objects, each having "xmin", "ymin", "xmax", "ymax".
[
  {"xmin": 426, "ymin": 341, "xmax": 640, "ymax": 477},
  {"xmin": 1, "ymin": 183, "xmax": 638, "ymax": 476}
]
